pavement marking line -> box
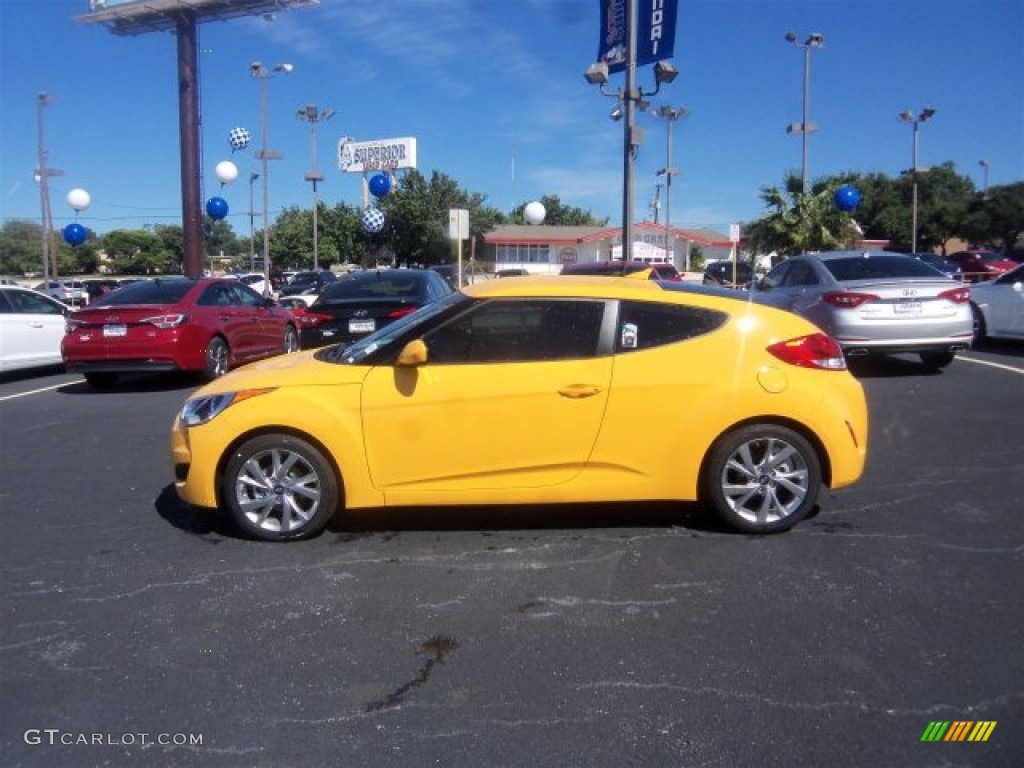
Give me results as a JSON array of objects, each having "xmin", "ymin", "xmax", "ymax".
[
  {"xmin": 958, "ymin": 355, "xmax": 1024, "ymax": 375},
  {"xmin": 0, "ymin": 381, "xmax": 72, "ymax": 402}
]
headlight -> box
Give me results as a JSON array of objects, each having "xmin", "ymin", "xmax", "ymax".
[{"xmin": 179, "ymin": 388, "xmax": 275, "ymax": 427}]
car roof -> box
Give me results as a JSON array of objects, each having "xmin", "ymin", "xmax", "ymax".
[{"xmin": 798, "ymin": 250, "xmax": 909, "ymax": 261}]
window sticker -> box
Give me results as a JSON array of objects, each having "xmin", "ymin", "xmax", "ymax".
[{"xmin": 621, "ymin": 322, "xmax": 638, "ymax": 349}]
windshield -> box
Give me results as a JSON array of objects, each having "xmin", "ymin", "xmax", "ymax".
[
  {"xmin": 317, "ymin": 274, "xmax": 426, "ymax": 301},
  {"xmin": 317, "ymin": 291, "xmax": 467, "ymax": 365}
]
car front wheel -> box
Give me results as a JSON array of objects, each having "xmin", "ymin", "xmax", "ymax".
[
  {"xmin": 283, "ymin": 324, "xmax": 299, "ymax": 354},
  {"xmin": 222, "ymin": 434, "xmax": 339, "ymax": 541},
  {"xmin": 703, "ymin": 425, "xmax": 821, "ymax": 534}
]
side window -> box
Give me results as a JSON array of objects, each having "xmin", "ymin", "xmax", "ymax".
[
  {"xmin": 9, "ymin": 290, "xmax": 63, "ymax": 315},
  {"xmin": 423, "ymin": 299, "xmax": 606, "ymax": 364},
  {"xmin": 197, "ymin": 283, "xmax": 230, "ymax": 307},
  {"xmin": 231, "ymin": 284, "xmax": 262, "ymax": 307},
  {"xmin": 759, "ymin": 262, "xmax": 790, "ymax": 290},
  {"xmin": 782, "ymin": 261, "xmax": 818, "ymax": 287},
  {"xmin": 0, "ymin": 291, "xmax": 13, "ymax": 314},
  {"xmin": 617, "ymin": 301, "xmax": 727, "ymax": 352}
]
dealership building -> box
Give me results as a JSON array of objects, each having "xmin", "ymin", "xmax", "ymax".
[{"xmin": 482, "ymin": 221, "xmax": 734, "ymax": 275}]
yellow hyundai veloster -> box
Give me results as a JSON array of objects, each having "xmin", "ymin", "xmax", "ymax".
[{"xmin": 171, "ymin": 275, "xmax": 868, "ymax": 541}]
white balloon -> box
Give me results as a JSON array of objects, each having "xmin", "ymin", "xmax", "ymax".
[
  {"xmin": 215, "ymin": 160, "xmax": 239, "ymax": 184},
  {"xmin": 67, "ymin": 188, "xmax": 91, "ymax": 211},
  {"xmin": 523, "ymin": 201, "xmax": 546, "ymax": 225}
]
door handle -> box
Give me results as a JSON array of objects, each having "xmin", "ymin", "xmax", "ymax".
[{"xmin": 557, "ymin": 385, "xmax": 602, "ymax": 399}]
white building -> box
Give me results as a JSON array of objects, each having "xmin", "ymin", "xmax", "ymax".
[{"xmin": 483, "ymin": 222, "xmax": 733, "ymax": 275}]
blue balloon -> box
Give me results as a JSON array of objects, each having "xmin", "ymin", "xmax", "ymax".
[
  {"xmin": 206, "ymin": 196, "xmax": 229, "ymax": 220},
  {"xmin": 368, "ymin": 173, "xmax": 391, "ymax": 198},
  {"xmin": 63, "ymin": 222, "xmax": 87, "ymax": 246},
  {"xmin": 834, "ymin": 185, "xmax": 860, "ymax": 212}
]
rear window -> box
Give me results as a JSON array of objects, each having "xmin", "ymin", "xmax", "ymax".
[
  {"xmin": 318, "ymin": 274, "xmax": 427, "ymax": 300},
  {"xmin": 824, "ymin": 255, "xmax": 941, "ymax": 282},
  {"xmin": 92, "ymin": 279, "xmax": 194, "ymax": 306}
]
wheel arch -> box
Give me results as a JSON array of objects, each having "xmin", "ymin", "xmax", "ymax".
[
  {"xmin": 213, "ymin": 425, "xmax": 347, "ymax": 513},
  {"xmin": 697, "ymin": 415, "xmax": 833, "ymax": 500}
]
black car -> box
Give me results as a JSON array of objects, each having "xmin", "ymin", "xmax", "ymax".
[
  {"xmin": 703, "ymin": 260, "xmax": 755, "ymax": 288},
  {"xmin": 297, "ymin": 269, "xmax": 453, "ymax": 348},
  {"xmin": 428, "ymin": 264, "xmax": 470, "ymax": 289},
  {"xmin": 278, "ymin": 270, "xmax": 337, "ymax": 297}
]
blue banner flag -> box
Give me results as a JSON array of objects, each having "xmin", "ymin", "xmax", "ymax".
[{"xmin": 597, "ymin": 0, "xmax": 678, "ymax": 74}]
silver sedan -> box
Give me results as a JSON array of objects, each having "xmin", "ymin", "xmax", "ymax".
[{"xmin": 753, "ymin": 250, "xmax": 974, "ymax": 368}]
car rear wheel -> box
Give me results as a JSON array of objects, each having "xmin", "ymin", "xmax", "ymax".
[
  {"xmin": 703, "ymin": 425, "xmax": 820, "ymax": 534},
  {"xmin": 919, "ymin": 349, "xmax": 955, "ymax": 368},
  {"xmin": 222, "ymin": 434, "xmax": 339, "ymax": 541},
  {"xmin": 204, "ymin": 336, "xmax": 229, "ymax": 380},
  {"xmin": 83, "ymin": 372, "xmax": 118, "ymax": 390},
  {"xmin": 283, "ymin": 324, "xmax": 299, "ymax": 354}
]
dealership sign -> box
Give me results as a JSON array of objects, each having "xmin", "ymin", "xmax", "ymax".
[
  {"xmin": 338, "ymin": 137, "xmax": 417, "ymax": 173},
  {"xmin": 597, "ymin": 0, "xmax": 677, "ymax": 73}
]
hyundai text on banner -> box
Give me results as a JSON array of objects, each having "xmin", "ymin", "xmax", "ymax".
[{"xmin": 597, "ymin": 0, "xmax": 678, "ymax": 73}]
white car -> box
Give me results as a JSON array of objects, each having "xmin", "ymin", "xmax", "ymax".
[
  {"xmin": 230, "ymin": 273, "xmax": 271, "ymax": 296},
  {"xmin": 0, "ymin": 286, "xmax": 71, "ymax": 373},
  {"xmin": 970, "ymin": 263, "xmax": 1024, "ymax": 342}
]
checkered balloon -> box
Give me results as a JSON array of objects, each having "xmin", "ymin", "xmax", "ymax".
[
  {"xmin": 228, "ymin": 126, "xmax": 251, "ymax": 152},
  {"xmin": 361, "ymin": 206, "xmax": 386, "ymax": 233}
]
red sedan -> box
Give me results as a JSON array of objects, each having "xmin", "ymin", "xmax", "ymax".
[
  {"xmin": 63, "ymin": 278, "xmax": 299, "ymax": 389},
  {"xmin": 946, "ymin": 250, "xmax": 1017, "ymax": 283}
]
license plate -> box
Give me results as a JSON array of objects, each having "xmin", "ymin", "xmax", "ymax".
[
  {"xmin": 349, "ymin": 319, "xmax": 375, "ymax": 334},
  {"xmin": 894, "ymin": 301, "xmax": 922, "ymax": 315},
  {"xmin": 103, "ymin": 324, "xmax": 127, "ymax": 337}
]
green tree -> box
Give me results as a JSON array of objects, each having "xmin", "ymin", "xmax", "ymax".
[
  {"xmin": 962, "ymin": 182, "xmax": 1024, "ymax": 253},
  {"xmin": 752, "ymin": 173, "xmax": 862, "ymax": 256},
  {"xmin": 0, "ymin": 220, "xmax": 45, "ymax": 276}
]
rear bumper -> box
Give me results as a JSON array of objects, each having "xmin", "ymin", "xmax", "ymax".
[{"xmin": 65, "ymin": 359, "xmax": 183, "ymax": 373}]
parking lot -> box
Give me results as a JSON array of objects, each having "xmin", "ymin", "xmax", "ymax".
[{"xmin": 2, "ymin": 344, "xmax": 1022, "ymax": 767}]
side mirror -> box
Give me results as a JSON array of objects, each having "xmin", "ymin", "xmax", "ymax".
[{"xmin": 395, "ymin": 338, "xmax": 428, "ymax": 367}]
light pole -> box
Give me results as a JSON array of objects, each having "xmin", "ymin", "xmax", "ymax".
[
  {"xmin": 978, "ymin": 159, "xmax": 990, "ymax": 199},
  {"xmin": 651, "ymin": 105, "xmax": 690, "ymax": 269},
  {"xmin": 584, "ymin": 0, "xmax": 677, "ymax": 264},
  {"xmin": 785, "ymin": 31, "xmax": 824, "ymax": 195},
  {"xmin": 248, "ymin": 171, "xmax": 259, "ymax": 273},
  {"xmin": 296, "ymin": 104, "xmax": 335, "ymax": 272},
  {"xmin": 898, "ymin": 108, "xmax": 936, "ymax": 253},
  {"xmin": 35, "ymin": 92, "xmax": 63, "ymax": 284},
  {"xmin": 250, "ymin": 61, "xmax": 292, "ymax": 295}
]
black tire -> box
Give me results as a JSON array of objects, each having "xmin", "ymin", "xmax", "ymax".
[
  {"xmin": 919, "ymin": 349, "xmax": 956, "ymax": 369},
  {"xmin": 83, "ymin": 372, "xmax": 118, "ymax": 390},
  {"xmin": 971, "ymin": 303, "xmax": 988, "ymax": 346},
  {"xmin": 703, "ymin": 425, "xmax": 821, "ymax": 534},
  {"xmin": 222, "ymin": 433, "xmax": 339, "ymax": 541},
  {"xmin": 283, "ymin": 324, "xmax": 299, "ymax": 354},
  {"xmin": 204, "ymin": 336, "xmax": 229, "ymax": 380}
]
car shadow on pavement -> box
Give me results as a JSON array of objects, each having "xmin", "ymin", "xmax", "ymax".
[
  {"xmin": 58, "ymin": 372, "xmax": 204, "ymax": 395},
  {"xmin": 154, "ymin": 484, "xmax": 747, "ymax": 542},
  {"xmin": 155, "ymin": 485, "xmax": 239, "ymax": 541},
  {"xmin": 846, "ymin": 355, "xmax": 948, "ymax": 379}
]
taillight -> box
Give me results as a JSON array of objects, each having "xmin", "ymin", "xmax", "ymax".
[
  {"xmin": 296, "ymin": 312, "xmax": 332, "ymax": 327},
  {"xmin": 822, "ymin": 291, "xmax": 880, "ymax": 308},
  {"xmin": 387, "ymin": 307, "xmax": 417, "ymax": 319},
  {"xmin": 142, "ymin": 313, "xmax": 187, "ymax": 329},
  {"xmin": 938, "ymin": 286, "xmax": 970, "ymax": 303},
  {"xmin": 767, "ymin": 333, "xmax": 847, "ymax": 370}
]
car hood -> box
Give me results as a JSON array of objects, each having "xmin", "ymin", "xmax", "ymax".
[{"xmin": 194, "ymin": 348, "xmax": 369, "ymax": 395}]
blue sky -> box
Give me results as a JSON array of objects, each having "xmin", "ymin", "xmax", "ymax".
[{"xmin": 1, "ymin": 0, "xmax": 1021, "ymax": 239}]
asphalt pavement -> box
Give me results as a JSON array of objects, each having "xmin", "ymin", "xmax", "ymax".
[{"xmin": 1, "ymin": 345, "xmax": 1022, "ymax": 767}]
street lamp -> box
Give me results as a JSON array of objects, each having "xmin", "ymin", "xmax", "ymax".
[
  {"xmin": 296, "ymin": 104, "xmax": 335, "ymax": 272},
  {"xmin": 651, "ymin": 105, "xmax": 690, "ymax": 269},
  {"xmin": 248, "ymin": 171, "xmax": 260, "ymax": 272},
  {"xmin": 898, "ymin": 107, "xmax": 936, "ymax": 253},
  {"xmin": 784, "ymin": 31, "xmax": 824, "ymax": 195},
  {"xmin": 250, "ymin": 61, "xmax": 293, "ymax": 295},
  {"xmin": 978, "ymin": 159, "xmax": 990, "ymax": 199},
  {"xmin": 35, "ymin": 92, "xmax": 64, "ymax": 283},
  {"xmin": 583, "ymin": 0, "xmax": 677, "ymax": 264}
]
